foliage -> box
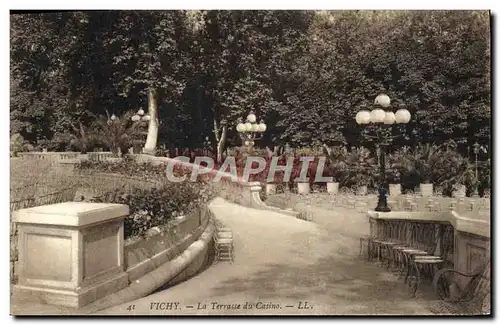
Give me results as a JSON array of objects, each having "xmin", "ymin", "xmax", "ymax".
[
  {"xmin": 10, "ymin": 11, "xmax": 490, "ymax": 159},
  {"xmin": 436, "ymin": 148, "xmax": 476, "ymax": 194},
  {"xmin": 91, "ymin": 181, "xmax": 213, "ymax": 239},
  {"xmin": 479, "ymin": 158, "xmax": 491, "ymax": 191},
  {"xmin": 325, "ymin": 146, "xmax": 348, "ymax": 182},
  {"xmin": 396, "ymin": 144, "xmax": 442, "ymax": 184},
  {"xmin": 74, "ymin": 155, "xmax": 193, "ymax": 182},
  {"xmin": 344, "ymin": 147, "xmax": 376, "ymax": 187},
  {"xmin": 76, "ymin": 156, "xmax": 216, "ymax": 238},
  {"xmin": 90, "ymin": 110, "xmax": 147, "ymax": 156},
  {"xmin": 10, "ymin": 133, "xmax": 33, "ymax": 156}
]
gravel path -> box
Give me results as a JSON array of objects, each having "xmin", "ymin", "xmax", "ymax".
[{"xmin": 97, "ymin": 197, "xmax": 439, "ymax": 315}]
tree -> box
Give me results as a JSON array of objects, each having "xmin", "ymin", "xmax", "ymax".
[
  {"xmin": 190, "ymin": 10, "xmax": 313, "ymax": 161},
  {"xmin": 105, "ymin": 11, "xmax": 192, "ymax": 154}
]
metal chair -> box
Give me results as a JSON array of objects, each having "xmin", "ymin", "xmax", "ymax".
[
  {"xmin": 213, "ymin": 220, "xmax": 234, "ymax": 263},
  {"xmin": 406, "ymin": 224, "xmax": 451, "ymax": 297}
]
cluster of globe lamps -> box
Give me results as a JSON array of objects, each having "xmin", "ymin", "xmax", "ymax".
[
  {"xmin": 355, "ymin": 94, "xmax": 411, "ymax": 126},
  {"xmin": 236, "ymin": 111, "xmax": 267, "ymax": 147}
]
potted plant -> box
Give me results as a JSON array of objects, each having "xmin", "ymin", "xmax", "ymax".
[
  {"xmin": 387, "ymin": 167, "xmax": 402, "ymax": 196},
  {"xmin": 355, "ymin": 174, "xmax": 370, "ymax": 196},
  {"xmin": 264, "ymin": 167, "xmax": 284, "ymax": 196},
  {"xmin": 345, "ymin": 147, "xmax": 375, "ymax": 196},
  {"xmin": 325, "ymin": 146, "xmax": 348, "ymax": 195},
  {"xmin": 387, "ymin": 149, "xmax": 409, "ymax": 196},
  {"xmin": 407, "ymin": 144, "xmax": 441, "ymax": 197},
  {"xmin": 324, "ymin": 162, "xmax": 339, "ymax": 194},
  {"xmin": 436, "ymin": 149, "xmax": 472, "ymax": 198},
  {"xmin": 292, "ymin": 155, "xmax": 311, "ymax": 195}
]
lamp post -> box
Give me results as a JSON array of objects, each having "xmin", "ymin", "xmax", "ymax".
[
  {"xmin": 472, "ymin": 142, "xmax": 487, "ymax": 197},
  {"xmin": 236, "ymin": 111, "xmax": 266, "ymax": 149},
  {"xmin": 131, "ymin": 108, "xmax": 151, "ymax": 154},
  {"xmin": 355, "ymin": 94, "xmax": 411, "ymax": 212},
  {"xmin": 473, "ymin": 142, "xmax": 487, "ymax": 179}
]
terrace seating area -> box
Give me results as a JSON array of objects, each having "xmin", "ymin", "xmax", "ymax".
[
  {"xmin": 359, "ymin": 209, "xmax": 490, "ymax": 315},
  {"xmin": 360, "ymin": 219, "xmax": 454, "ymax": 296}
]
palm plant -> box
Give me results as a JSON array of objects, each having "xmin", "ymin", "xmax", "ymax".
[
  {"xmin": 436, "ymin": 149, "xmax": 475, "ymax": 195},
  {"xmin": 397, "ymin": 144, "xmax": 442, "ymax": 184},
  {"xmin": 387, "ymin": 147, "xmax": 410, "ymax": 184},
  {"xmin": 414, "ymin": 144, "xmax": 442, "ymax": 183},
  {"xmin": 69, "ymin": 122, "xmax": 96, "ymax": 154},
  {"xmin": 91, "ymin": 110, "xmax": 146, "ymax": 157},
  {"xmin": 479, "ymin": 158, "xmax": 491, "ymax": 193},
  {"xmin": 325, "ymin": 146, "xmax": 348, "ymax": 183},
  {"xmin": 345, "ymin": 147, "xmax": 376, "ymax": 188}
]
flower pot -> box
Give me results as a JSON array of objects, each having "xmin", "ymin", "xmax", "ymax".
[
  {"xmin": 452, "ymin": 184, "xmax": 466, "ymax": 198},
  {"xmin": 266, "ymin": 183, "xmax": 277, "ymax": 195},
  {"xmin": 389, "ymin": 184, "xmax": 402, "ymax": 196},
  {"xmin": 356, "ymin": 185, "xmax": 368, "ymax": 196},
  {"xmin": 297, "ymin": 182, "xmax": 310, "ymax": 195},
  {"xmin": 420, "ymin": 183, "xmax": 434, "ymax": 197},
  {"xmin": 327, "ymin": 182, "xmax": 340, "ymax": 195}
]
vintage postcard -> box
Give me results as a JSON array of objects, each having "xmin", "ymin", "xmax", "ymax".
[{"xmin": 9, "ymin": 9, "xmax": 491, "ymax": 316}]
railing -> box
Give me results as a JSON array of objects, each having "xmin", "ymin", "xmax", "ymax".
[
  {"xmin": 87, "ymin": 152, "xmax": 115, "ymax": 161},
  {"xmin": 10, "ymin": 186, "xmax": 78, "ymax": 212},
  {"xmin": 16, "ymin": 151, "xmax": 116, "ymax": 164}
]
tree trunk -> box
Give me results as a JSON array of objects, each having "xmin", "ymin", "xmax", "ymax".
[
  {"xmin": 214, "ymin": 119, "xmax": 227, "ymax": 164},
  {"xmin": 322, "ymin": 143, "xmax": 332, "ymax": 156},
  {"xmin": 143, "ymin": 88, "xmax": 159, "ymax": 155}
]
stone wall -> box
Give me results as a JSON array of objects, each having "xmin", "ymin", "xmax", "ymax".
[
  {"xmin": 454, "ymin": 230, "xmax": 491, "ymax": 289},
  {"xmin": 10, "ymin": 222, "xmax": 18, "ymax": 285},
  {"xmin": 124, "ymin": 206, "xmax": 210, "ymax": 282}
]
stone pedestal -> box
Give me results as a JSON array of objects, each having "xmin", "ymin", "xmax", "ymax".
[{"xmin": 12, "ymin": 202, "xmax": 129, "ymax": 308}]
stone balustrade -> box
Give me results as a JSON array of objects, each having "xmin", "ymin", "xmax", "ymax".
[{"xmin": 16, "ymin": 151, "xmax": 117, "ymax": 165}]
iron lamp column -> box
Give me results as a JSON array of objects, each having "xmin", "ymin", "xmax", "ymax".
[
  {"xmin": 236, "ymin": 111, "xmax": 266, "ymax": 149},
  {"xmin": 131, "ymin": 108, "xmax": 151, "ymax": 154},
  {"xmin": 355, "ymin": 94, "xmax": 411, "ymax": 212},
  {"xmin": 472, "ymin": 142, "xmax": 487, "ymax": 197}
]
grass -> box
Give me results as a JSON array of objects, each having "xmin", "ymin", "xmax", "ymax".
[
  {"xmin": 10, "ymin": 159, "xmax": 75, "ymax": 208},
  {"xmin": 10, "ymin": 158, "xmax": 153, "ymax": 211}
]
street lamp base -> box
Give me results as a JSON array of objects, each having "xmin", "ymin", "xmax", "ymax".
[
  {"xmin": 375, "ymin": 205, "xmax": 392, "ymax": 212},
  {"xmin": 374, "ymin": 186, "xmax": 391, "ymax": 212}
]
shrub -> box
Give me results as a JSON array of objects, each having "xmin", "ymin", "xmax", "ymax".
[
  {"xmin": 10, "ymin": 133, "xmax": 33, "ymax": 156},
  {"xmin": 436, "ymin": 149, "xmax": 475, "ymax": 195},
  {"xmin": 79, "ymin": 157, "xmax": 217, "ymax": 238},
  {"xmin": 90, "ymin": 110, "xmax": 146, "ymax": 156},
  {"xmin": 344, "ymin": 147, "xmax": 376, "ymax": 188},
  {"xmin": 74, "ymin": 155, "xmax": 194, "ymax": 183},
  {"xmin": 478, "ymin": 158, "xmax": 491, "ymax": 194},
  {"xmin": 325, "ymin": 146, "xmax": 348, "ymax": 183},
  {"xmin": 91, "ymin": 180, "xmax": 216, "ymax": 239}
]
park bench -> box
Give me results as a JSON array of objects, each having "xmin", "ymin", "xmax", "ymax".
[{"xmin": 431, "ymin": 257, "xmax": 490, "ymax": 315}]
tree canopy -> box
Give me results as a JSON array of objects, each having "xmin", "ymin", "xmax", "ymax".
[{"xmin": 10, "ymin": 10, "xmax": 491, "ymax": 156}]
